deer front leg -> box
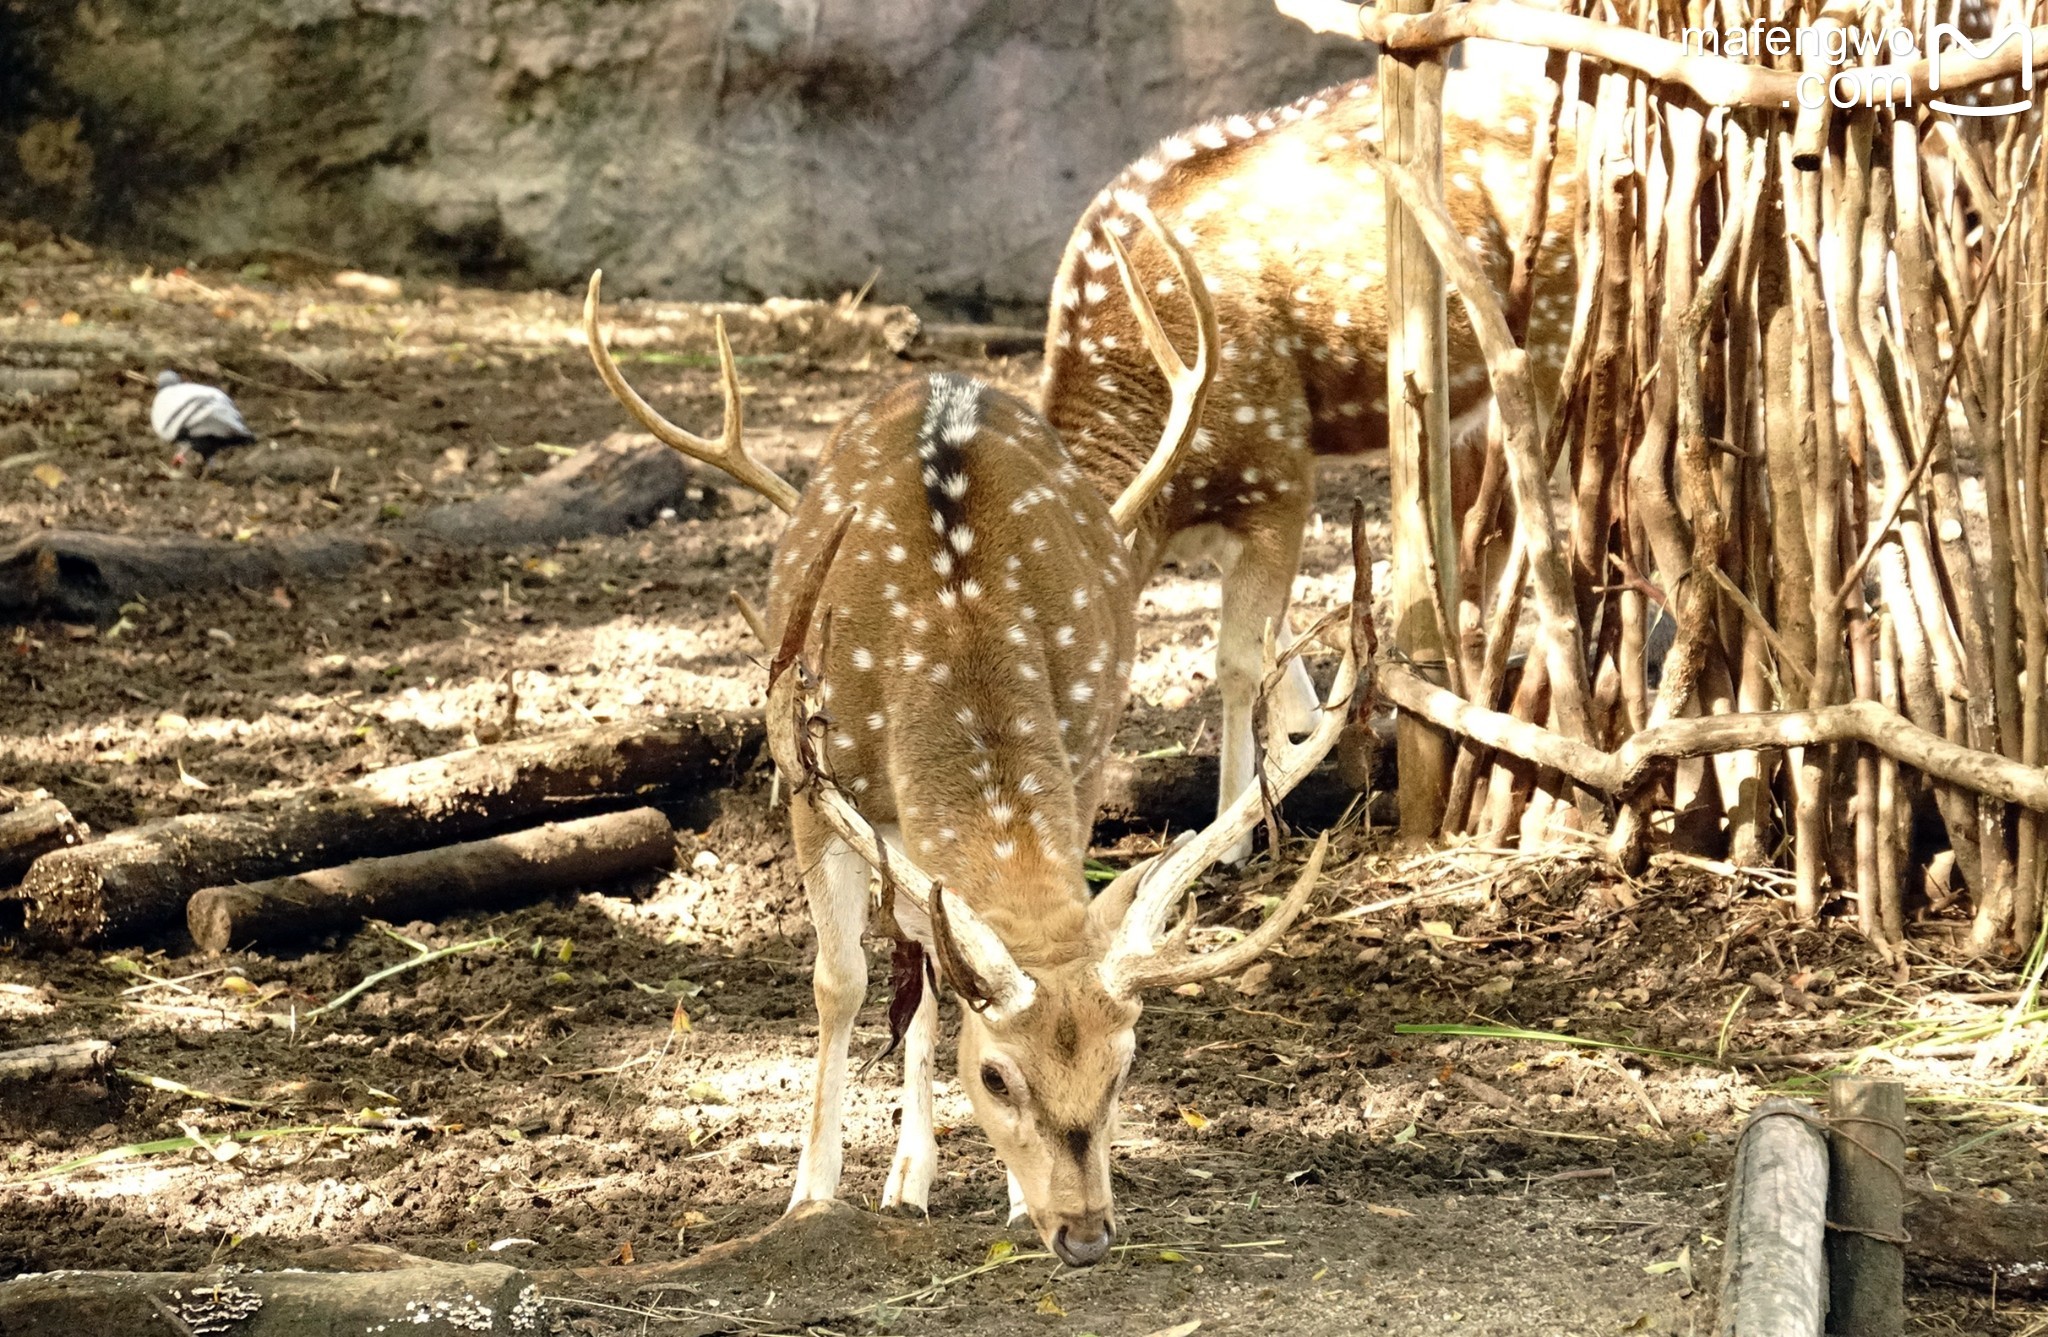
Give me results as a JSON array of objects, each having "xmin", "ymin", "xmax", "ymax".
[
  {"xmin": 1216, "ymin": 517, "xmax": 1309, "ymax": 864},
  {"xmin": 789, "ymin": 834, "xmax": 870, "ymax": 1210},
  {"xmin": 879, "ymin": 974, "xmax": 938, "ymax": 1213}
]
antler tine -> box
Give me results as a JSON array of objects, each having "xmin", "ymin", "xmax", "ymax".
[
  {"xmin": 1106, "ymin": 203, "xmax": 1220, "ymax": 532},
  {"xmin": 1099, "ymin": 635, "xmax": 1358, "ymax": 997},
  {"xmin": 1108, "ymin": 834, "xmax": 1331, "ymax": 994},
  {"xmin": 582, "ymin": 270, "xmax": 801, "ymax": 515}
]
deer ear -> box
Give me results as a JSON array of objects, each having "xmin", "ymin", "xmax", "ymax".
[{"xmin": 931, "ymin": 888, "xmax": 1036, "ymax": 1022}]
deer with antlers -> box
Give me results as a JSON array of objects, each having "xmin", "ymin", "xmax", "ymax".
[
  {"xmin": 1040, "ymin": 67, "xmax": 1578, "ymax": 859},
  {"xmin": 584, "ymin": 209, "xmax": 1359, "ymax": 1267}
]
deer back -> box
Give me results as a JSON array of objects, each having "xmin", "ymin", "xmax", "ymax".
[
  {"xmin": 766, "ymin": 371, "xmax": 1137, "ymax": 955},
  {"xmin": 1039, "ymin": 69, "xmax": 1580, "ymax": 552}
]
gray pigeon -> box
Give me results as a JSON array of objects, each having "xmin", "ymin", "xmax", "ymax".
[{"xmin": 151, "ymin": 370, "xmax": 254, "ymax": 470}]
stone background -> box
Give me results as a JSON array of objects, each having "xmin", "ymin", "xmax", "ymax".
[{"xmin": 1, "ymin": 1, "xmax": 1375, "ymax": 319}]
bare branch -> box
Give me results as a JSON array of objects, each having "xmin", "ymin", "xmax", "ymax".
[{"xmin": 1376, "ymin": 663, "xmax": 2048, "ymax": 815}]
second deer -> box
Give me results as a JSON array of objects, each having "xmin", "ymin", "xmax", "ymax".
[
  {"xmin": 1040, "ymin": 66, "xmax": 1579, "ymax": 858},
  {"xmin": 585, "ymin": 211, "xmax": 1357, "ymax": 1266}
]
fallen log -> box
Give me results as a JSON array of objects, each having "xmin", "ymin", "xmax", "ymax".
[
  {"xmin": 0, "ymin": 794, "xmax": 84, "ymax": 887},
  {"xmin": 1902, "ymin": 1193, "xmax": 2048, "ymax": 1295},
  {"xmin": 416, "ymin": 433, "xmax": 717, "ymax": 547},
  {"xmin": 0, "ymin": 438, "xmax": 717, "ymax": 624},
  {"xmin": 188, "ymin": 807, "xmax": 675, "ymax": 952},
  {"xmin": 0, "ymin": 1262, "xmax": 544, "ymax": 1336},
  {"xmin": 1095, "ymin": 753, "xmax": 1385, "ymax": 836},
  {"xmin": 0, "ymin": 528, "xmax": 374, "ymax": 625},
  {"xmin": 7, "ymin": 713, "xmax": 756, "ymax": 947},
  {"xmin": 1718, "ymin": 1097, "xmax": 1829, "ymax": 1337},
  {"xmin": 0, "ymin": 1039, "xmax": 111, "ymax": 1084}
]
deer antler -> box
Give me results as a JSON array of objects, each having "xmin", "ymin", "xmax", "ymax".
[
  {"xmin": 1105, "ymin": 201, "xmax": 1221, "ymax": 533},
  {"xmin": 1097, "ymin": 507, "xmax": 1374, "ymax": 997},
  {"xmin": 1105, "ymin": 833, "xmax": 1332, "ymax": 995},
  {"xmin": 583, "ymin": 271, "xmax": 802, "ymax": 515},
  {"xmin": 1097, "ymin": 642, "xmax": 1355, "ymax": 997}
]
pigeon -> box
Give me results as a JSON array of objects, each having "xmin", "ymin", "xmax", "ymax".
[{"xmin": 151, "ymin": 370, "xmax": 254, "ymax": 471}]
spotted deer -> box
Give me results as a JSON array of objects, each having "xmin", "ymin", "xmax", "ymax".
[
  {"xmin": 1041, "ymin": 66, "xmax": 1579, "ymax": 857},
  {"xmin": 582, "ymin": 210, "xmax": 1357, "ymax": 1268}
]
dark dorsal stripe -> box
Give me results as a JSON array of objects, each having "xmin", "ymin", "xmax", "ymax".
[{"xmin": 916, "ymin": 372, "xmax": 983, "ymax": 588}]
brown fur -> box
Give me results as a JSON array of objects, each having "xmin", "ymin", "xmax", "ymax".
[{"xmin": 767, "ymin": 372, "xmax": 1134, "ymax": 927}]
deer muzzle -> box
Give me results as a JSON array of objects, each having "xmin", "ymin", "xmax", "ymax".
[{"xmin": 1049, "ymin": 1216, "xmax": 1114, "ymax": 1268}]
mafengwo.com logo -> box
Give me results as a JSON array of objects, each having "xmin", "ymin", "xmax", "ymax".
[{"xmin": 1682, "ymin": 16, "xmax": 2036, "ymax": 116}]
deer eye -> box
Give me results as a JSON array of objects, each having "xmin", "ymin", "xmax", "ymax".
[{"xmin": 979, "ymin": 1063, "xmax": 1012, "ymax": 1100}]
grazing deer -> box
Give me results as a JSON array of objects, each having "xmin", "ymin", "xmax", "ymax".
[
  {"xmin": 583, "ymin": 216, "xmax": 1358, "ymax": 1268},
  {"xmin": 1040, "ymin": 67, "xmax": 1578, "ymax": 858}
]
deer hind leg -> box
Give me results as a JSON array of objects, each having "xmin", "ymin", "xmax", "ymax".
[
  {"xmin": 789, "ymin": 817, "xmax": 870, "ymax": 1210},
  {"xmin": 874, "ymin": 823, "xmax": 939, "ymax": 1213},
  {"xmin": 1215, "ymin": 513, "xmax": 1310, "ymax": 865},
  {"xmin": 880, "ymin": 976, "xmax": 938, "ymax": 1212}
]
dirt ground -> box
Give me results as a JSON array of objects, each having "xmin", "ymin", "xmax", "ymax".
[{"xmin": 1, "ymin": 236, "xmax": 2044, "ymax": 1336}]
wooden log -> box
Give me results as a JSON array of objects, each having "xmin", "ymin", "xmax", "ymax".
[
  {"xmin": 0, "ymin": 1039, "xmax": 111, "ymax": 1083},
  {"xmin": 415, "ymin": 434, "xmax": 717, "ymax": 547},
  {"xmin": 1093, "ymin": 716, "xmax": 1396, "ymax": 836},
  {"xmin": 0, "ymin": 440, "xmax": 716, "ymax": 625},
  {"xmin": 0, "ymin": 529, "xmax": 376, "ymax": 626},
  {"xmin": 0, "ymin": 1262, "xmax": 543, "ymax": 1336},
  {"xmin": 1379, "ymin": 0, "xmax": 1456, "ymax": 838},
  {"xmin": 0, "ymin": 794, "xmax": 84, "ymax": 888},
  {"xmin": 1827, "ymin": 1078, "xmax": 1905, "ymax": 1336},
  {"xmin": 1719, "ymin": 1097, "xmax": 1829, "ymax": 1337},
  {"xmin": 188, "ymin": 807, "xmax": 675, "ymax": 952},
  {"xmin": 7, "ymin": 713, "xmax": 756, "ymax": 948},
  {"xmin": 1903, "ymin": 1192, "xmax": 2048, "ymax": 1295}
]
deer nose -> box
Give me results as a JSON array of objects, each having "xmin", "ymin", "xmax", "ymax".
[{"xmin": 1052, "ymin": 1221, "xmax": 1113, "ymax": 1268}]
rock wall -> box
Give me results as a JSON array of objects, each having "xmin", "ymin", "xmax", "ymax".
[{"xmin": 2, "ymin": 1, "xmax": 1372, "ymax": 318}]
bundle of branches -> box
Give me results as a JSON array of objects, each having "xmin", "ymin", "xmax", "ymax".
[{"xmin": 1280, "ymin": 0, "xmax": 2047, "ymax": 953}]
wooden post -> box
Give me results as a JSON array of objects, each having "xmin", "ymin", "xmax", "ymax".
[
  {"xmin": 1719, "ymin": 1097, "xmax": 1829, "ymax": 1337},
  {"xmin": 1380, "ymin": 0, "xmax": 1455, "ymax": 838},
  {"xmin": 1826, "ymin": 1078, "xmax": 1906, "ymax": 1337}
]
